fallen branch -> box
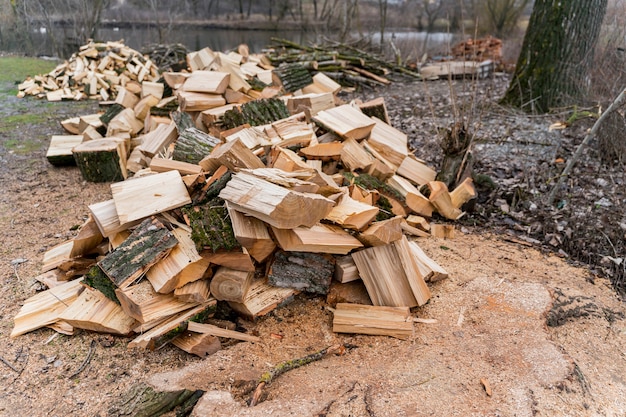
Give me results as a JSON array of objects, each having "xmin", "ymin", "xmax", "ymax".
[
  {"xmin": 0, "ymin": 354, "xmax": 20, "ymax": 373},
  {"xmin": 69, "ymin": 339, "xmax": 96, "ymax": 379},
  {"xmin": 249, "ymin": 344, "xmax": 345, "ymax": 406},
  {"xmin": 547, "ymin": 87, "xmax": 626, "ymax": 206}
]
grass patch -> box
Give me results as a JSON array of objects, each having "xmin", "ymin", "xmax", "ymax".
[
  {"xmin": 3, "ymin": 137, "xmax": 43, "ymax": 154},
  {"xmin": 0, "ymin": 56, "xmax": 59, "ymax": 95},
  {"xmin": 0, "ymin": 113, "xmax": 50, "ymax": 132}
]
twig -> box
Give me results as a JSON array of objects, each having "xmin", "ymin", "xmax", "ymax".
[
  {"xmin": 249, "ymin": 344, "xmax": 345, "ymax": 406},
  {"xmin": 547, "ymin": 87, "xmax": 626, "ymax": 206},
  {"xmin": 0, "ymin": 355, "xmax": 20, "ymax": 373},
  {"xmin": 68, "ymin": 340, "xmax": 96, "ymax": 379}
]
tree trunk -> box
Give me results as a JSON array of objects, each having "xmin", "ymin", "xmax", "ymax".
[{"xmin": 500, "ymin": 0, "xmax": 608, "ymax": 113}]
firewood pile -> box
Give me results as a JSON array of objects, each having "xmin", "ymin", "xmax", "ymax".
[
  {"xmin": 450, "ymin": 36, "xmax": 503, "ymax": 63},
  {"xmin": 11, "ymin": 43, "xmax": 477, "ymax": 357},
  {"xmin": 17, "ymin": 40, "xmax": 161, "ymax": 101}
]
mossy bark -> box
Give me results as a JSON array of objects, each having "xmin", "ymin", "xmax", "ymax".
[
  {"xmin": 268, "ymin": 251, "xmax": 335, "ymax": 295},
  {"xmin": 222, "ymin": 98, "xmax": 290, "ymax": 130},
  {"xmin": 173, "ymin": 128, "xmax": 221, "ymax": 165},
  {"xmin": 83, "ymin": 265, "xmax": 120, "ymax": 304},
  {"xmin": 99, "ymin": 103, "xmax": 125, "ymax": 126},
  {"xmin": 108, "ymin": 383, "xmax": 204, "ymax": 417},
  {"xmin": 73, "ymin": 148, "xmax": 125, "ymax": 183},
  {"xmin": 182, "ymin": 198, "xmax": 240, "ymax": 253},
  {"xmin": 273, "ymin": 63, "xmax": 313, "ymax": 92},
  {"xmin": 342, "ymin": 172, "xmax": 405, "ymax": 220},
  {"xmin": 150, "ymin": 303, "xmax": 217, "ymax": 350}
]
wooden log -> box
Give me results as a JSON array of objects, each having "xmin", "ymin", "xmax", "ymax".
[
  {"xmin": 302, "ymin": 72, "xmax": 342, "ymax": 94},
  {"xmin": 134, "ymin": 94, "xmax": 160, "ymax": 120},
  {"xmin": 312, "ymin": 105, "xmax": 376, "ymax": 141},
  {"xmin": 227, "ymin": 279, "xmax": 298, "ymax": 320},
  {"xmin": 138, "ymin": 122, "xmax": 177, "ymax": 158},
  {"xmin": 426, "ymin": 181, "xmax": 463, "ymax": 220},
  {"xmin": 273, "ymin": 63, "xmax": 313, "ymax": 92},
  {"xmin": 173, "ymin": 127, "xmax": 222, "ymax": 165},
  {"xmin": 299, "ymin": 142, "xmax": 344, "ymax": 161},
  {"xmin": 181, "ymin": 71, "xmax": 230, "ymax": 94},
  {"xmin": 149, "ymin": 157, "xmax": 203, "ymax": 176},
  {"xmin": 128, "ymin": 301, "xmax": 217, "ymax": 350},
  {"xmin": 449, "ymin": 177, "xmax": 477, "ymax": 209},
  {"xmin": 60, "ymin": 117, "xmax": 81, "ymax": 134},
  {"xmin": 221, "ymin": 98, "xmax": 289, "ymax": 130},
  {"xmin": 78, "ymin": 113, "xmax": 105, "ymax": 133},
  {"xmin": 41, "ymin": 241, "xmax": 73, "ymax": 273},
  {"xmin": 205, "ymin": 138, "xmax": 265, "ymax": 171},
  {"xmin": 358, "ymin": 97, "xmax": 390, "ymax": 125},
  {"xmin": 387, "ymin": 175, "xmax": 434, "ymax": 217},
  {"xmin": 141, "ymin": 81, "xmax": 164, "ymax": 99},
  {"xmin": 187, "ymin": 47, "xmax": 215, "ymax": 71},
  {"xmin": 115, "ymin": 280, "xmax": 200, "ymax": 324},
  {"xmin": 357, "ymin": 215, "xmax": 404, "ymax": 247},
  {"xmin": 177, "ymin": 91, "xmax": 226, "ymax": 112},
  {"xmin": 203, "ymin": 249, "xmax": 255, "ymax": 272},
  {"xmin": 82, "ymin": 125, "xmax": 103, "ymax": 141},
  {"xmin": 333, "ymin": 255, "xmax": 360, "ymax": 283},
  {"xmin": 215, "ymin": 52, "xmax": 251, "ymax": 92},
  {"xmin": 332, "ymin": 303, "xmax": 413, "ymax": 340},
  {"xmin": 407, "ymin": 241, "xmax": 448, "ymax": 282},
  {"xmin": 286, "ymin": 92, "xmax": 335, "ymax": 115},
  {"xmin": 58, "ymin": 287, "xmax": 137, "ymax": 335},
  {"xmin": 46, "ymin": 135, "xmax": 83, "ymax": 166},
  {"xmin": 366, "ymin": 117, "xmax": 408, "ymax": 169},
  {"xmin": 272, "ymin": 117, "xmax": 317, "ymax": 147},
  {"xmin": 187, "ymin": 321, "xmax": 261, "ymax": 343},
  {"xmin": 171, "ymin": 332, "xmax": 221, "ymax": 357},
  {"xmin": 406, "ymin": 215, "xmax": 430, "ymax": 231},
  {"xmin": 73, "ymin": 138, "xmax": 128, "ymax": 182},
  {"xmin": 115, "ymin": 86, "xmax": 139, "ymax": 109},
  {"xmin": 226, "ymin": 204, "xmax": 276, "ymax": 263},
  {"xmin": 174, "ymin": 279, "xmax": 211, "ymax": 304},
  {"xmin": 111, "ymin": 170, "xmax": 191, "ymax": 224},
  {"xmin": 182, "ymin": 198, "xmax": 241, "ymax": 253},
  {"xmin": 366, "ymin": 158, "xmax": 394, "ymax": 182},
  {"xmin": 400, "ymin": 220, "xmax": 430, "ymax": 238},
  {"xmin": 200, "ymin": 104, "xmax": 237, "ymax": 127},
  {"xmin": 98, "ymin": 217, "xmax": 178, "ymax": 289},
  {"xmin": 271, "ymin": 223, "xmax": 363, "ymax": 255},
  {"xmin": 34, "ymin": 269, "xmax": 67, "ymax": 288},
  {"xmin": 106, "ymin": 108, "xmax": 143, "ymax": 138},
  {"xmin": 430, "ymin": 224, "xmax": 455, "ymax": 239},
  {"xmin": 88, "ymin": 199, "xmax": 140, "ymax": 238},
  {"xmin": 268, "ymin": 251, "xmax": 335, "ymax": 295},
  {"xmin": 326, "ymin": 280, "xmax": 371, "ymax": 307},
  {"xmin": 268, "ymin": 146, "xmax": 312, "ymax": 172},
  {"xmin": 324, "ymin": 193, "xmax": 379, "ymax": 231},
  {"xmin": 340, "ymin": 138, "xmax": 374, "ymax": 171},
  {"xmin": 219, "ymin": 172, "xmax": 335, "ymax": 229},
  {"xmin": 396, "ymin": 156, "xmax": 437, "ymax": 187},
  {"xmin": 10, "ymin": 279, "xmax": 84, "ymax": 338},
  {"xmin": 70, "ymin": 216, "xmax": 104, "ymax": 258},
  {"xmin": 241, "ymin": 168, "xmax": 319, "ymax": 193},
  {"xmin": 209, "ymin": 267, "xmax": 254, "ymax": 303},
  {"xmin": 83, "ymin": 265, "xmax": 120, "ymax": 304}
]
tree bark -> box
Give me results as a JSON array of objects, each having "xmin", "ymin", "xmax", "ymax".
[{"xmin": 501, "ymin": 0, "xmax": 608, "ymax": 113}]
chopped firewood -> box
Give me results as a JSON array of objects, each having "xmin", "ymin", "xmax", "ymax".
[
  {"xmin": 210, "ymin": 267, "xmax": 254, "ymax": 303},
  {"xmin": 182, "ymin": 198, "xmax": 241, "ymax": 253},
  {"xmin": 204, "ymin": 249, "xmax": 255, "ymax": 272},
  {"xmin": 70, "ymin": 217, "xmax": 104, "ymax": 258},
  {"xmin": 73, "ymin": 138, "xmax": 128, "ymax": 182},
  {"xmin": 331, "ymin": 303, "xmax": 413, "ymax": 340},
  {"xmin": 302, "ymin": 72, "xmax": 342, "ymax": 94},
  {"xmin": 88, "ymin": 199, "xmax": 140, "ymax": 238},
  {"xmin": 299, "ymin": 142, "xmax": 344, "ymax": 161},
  {"xmin": 115, "ymin": 87, "xmax": 139, "ymax": 109},
  {"xmin": 366, "ymin": 117, "xmax": 408, "ymax": 168},
  {"xmin": 205, "ymin": 138, "xmax": 265, "ymax": 171},
  {"xmin": 400, "ymin": 220, "xmax": 430, "ymax": 238},
  {"xmin": 357, "ymin": 215, "xmax": 404, "ymax": 247},
  {"xmin": 228, "ymin": 278, "xmax": 298, "ymax": 320},
  {"xmin": 358, "ymin": 97, "xmax": 390, "ymax": 125},
  {"xmin": 340, "ymin": 138, "xmax": 374, "ymax": 171},
  {"xmin": 242, "ymin": 168, "xmax": 319, "ymax": 193},
  {"xmin": 386, "ymin": 175, "xmax": 434, "ymax": 217},
  {"xmin": 41, "ymin": 241, "xmax": 73, "ymax": 272},
  {"xmin": 326, "ymin": 280, "xmax": 371, "ymax": 307},
  {"xmin": 272, "ymin": 62, "xmax": 313, "ymax": 93},
  {"xmin": 78, "ymin": 113, "xmax": 104, "ymax": 133},
  {"xmin": 407, "ymin": 241, "xmax": 449, "ymax": 282},
  {"xmin": 215, "ymin": 52, "xmax": 251, "ymax": 92},
  {"xmin": 34, "ymin": 269, "xmax": 67, "ymax": 288},
  {"xmin": 133, "ymin": 94, "xmax": 160, "ymax": 120},
  {"xmin": 106, "ymin": 108, "xmax": 143, "ymax": 138},
  {"xmin": 286, "ymin": 92, "xmax": 335, "ymax": 115},
  {"xmin": 268, "ymin": 146, "xmax": 313, "ymax": 172},
  {"xmin": 406, "ymin": 215, "xmax": 430, "ymax": 231},
  {"xmin": 219, "ymin": 171, "xmax": 335, "ymax": 229},
  {"xmin": 312, "ymin": 104, "xmax": 376, "ymax": 141},
  {"xmin": 186, "ymin": 47, "xmax": 215, "ymax": 71},
  {"xmin": 187, "ymin": 321, "xmax": 260, "ymax": 343},
  {"xmin": 200, "ymin": 103, "xmax": 237, "ymax": 127},
  {"xmin": 115, "ymin": 280, "xmax": 200, "ymax": 324},
  {"xmin": 111, "ymin": 170, "xmax": 191, "ymax": 224},
  {"xmin": 426, "ymin": 181, "xmax": 463, "ymax": 220},
  {"xmin": 173, "ymin": 126, "xmax": 221, "ymax": 165},
  {"xmin": 177, "ymin": 91, "xmax": 226, "ymax": 112},
  {"xmin": 449, "ymin": 177, "xmax": 477, "ymax": 209},
  {"xmin": 138, "ymin": 122, "xmax": 177, "ymax": 158},
  {"xmin": 268, "ymin": 251, "xmax": 335, "ymax": 294},
  {"xmin": 174, "ymin": 279, "xmax": 212, "ymax": 304},
  {"xmin": 272, "ymin": 117, "xmax": 317, "ymax": 147},
  {"xmin": 271, "ymin": 223, "xmax": 363, "ymax": 255},
  {"xmin": 181, "ymin": 71, "xmax": 230, "ymax": 95},
  {"xmin": 149, "ymin": 157, "xmax": 203, "ymax": 176},
  {"xmin": 58, "ymin": 287, "xmax": 137, "ymax": 335},
  {"xmin": 46, "ymin": 135, "xmax": 83, "ymax": 166},
  {"xmin": 82, "ymin": 125, "xmax": 103, "ymax": 141},
  {"xmin": 352, "ymin": 235, "xmax": 430, "ymax": 307},
  {"xmin": 60, "ymin": 117, "xmax": 81, "ymax": 134},
  {"xmin": 172, "ymin": 332, "xmax": 221, "ymax": 357},
  {"xmin": 431, "ymin": 224, "xmax": 456, "ymax": 239},
  {"xmin": 141, "ymin": 81, "xmax": 164, "ymax": 99},
  {"xmin": 128, "ymin": 301, "xmax": 217, "ymax": 350},
  {"xmin": 221, "ymin": 98, "xmax": 289, "ymax": 130},
  {"xmin": 333, "ymin": 255, "xmax": 360, "ymax": 283},
  {"xmin": 366, "ymin": 158, "xmax": 395, "ymax": 182},
  {"xmin": 324, "ymin": 194, "xmax": 379, "ymax": 231},
  {"xmin": 11, "ymin": 279, "xmax": 84, "ymax": 338},
  {"xmin": 226, "ymin": 204, "xmax": 276, "ymax": 263},
  {"xmin": 98, "ymin": 217, "xmax": 178, "ymax": 289},
  {"xmin": 396, "ymin": 155, "xmax": 437, "ymax": 186}
]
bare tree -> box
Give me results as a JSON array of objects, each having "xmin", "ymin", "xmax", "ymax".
[
  {"xmin": 483, "ymin": 0, "xmax": 530, "ymax": 38},
  {"xmin": 378, "ymin": 0, "xmax": 388, "ymax": 51}
]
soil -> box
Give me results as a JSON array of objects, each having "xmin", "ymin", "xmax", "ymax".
[{"xmin": 1, "ymin": 73, "xmax": 625, "ymax": 417}]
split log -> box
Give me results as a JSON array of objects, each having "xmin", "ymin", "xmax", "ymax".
[
  {"xmin": 73, "ymin": 138, "xmax": 128, "ymax": 182},
  {"xmin": 286, "ymin": 92, "xmax": 335, "ymax": 115},
  {"xmin": 58, "ymin": 287, "xmax": 137, "ymax": 335},
  {"xmin": 210, "ymin": 267, "xmax": 254, "ymax": 303},
  {"xmin": 177, "ymin": 91, "xmax": 226, "ymax": 112},
  {"xmin": 340, "ymin": 138, "xmax": 374, "ymax": 171},
  {"xmin": 357, "ymin": 215, "xmax": 403, "ymax": 247},
  {"xmin": 299, "ymin": 142, "xmax": 344, "ymax": 161},
  {"xmin": 149, "ymin": 158, "xmax": 203, "ymax": 176},
  {"xmin": 111, "ymin": 170, "xmax": 191, "ymax": 224},
  {"xmin": 312, "ymin": 105, "xmax": 376, "ymax": 141},
  {"xmin": 400, "ymin": 220, "xmax": 430, "ymax": 238},
  {"xmin": 219, "ymin": 171, "xmax": 335, "ymax": 229},
  {"xmin": 134, "ymin": 95, "xmax": 160, "ymax": 120},
  {"xmin": 271, "ymin": 223, "xmax": 363, "ymax": 255},
  {"xmin": 108, "ymin": 383, "xmax": 202, "ymax": 417},
  {"xmin": 41, "ymin": 241, "xmax": 73, "ymax": 272},
  {"xmin": 426, "ymin": 181, "xmax": 463, "ymax": 220},
  {"xmin": 242, "ymin": 168, "xmax": 319, "ymax": 193},
  {"xmin": 273, "ymin": 63, "xmax": 313, "ymax": 92},
  {"xmin": 61, "ymin": 117, "xmax": 81, "ymax": 134},
  {"xmin": 268, "ymin": 146, "xmax": 313, "ymax": 172},
  {"xmin": 46, "ymin": 135, "xmax": 83, "ymax": 166},
  {"xmin": 98, "ymin": 217, "xmax": 178, "ymax": 289},
  {"xmin": 396, "ymin": 156, "xmax": 437, "ymax": 187},
  {"xmin": 200, "ymin": 104, "xmax": 237, "ymax": 127},
  {"xmin": 406, "ymin": 215, "xmax": 430, "ymax": 231},
  {"xmin": 226, "ymin": 204, "xmax": 276, "ymax": 263},
  {"xmin": 326, "ymin": 280, "xmax": 371, "ymax": 307},
  {"xmin": 221, "ymin": 98, "xmax": 289, "ymax": 130},
  {"xmin": 171, "ymin": 332, "xmax": 221, "ymax": 357},
  {"xmin": 408, "ymin": 241, "xmax": 448, "ymax": 282},
  {"xmin": 187, "ymin": 322, "xmax": 261, "ymax": 343},
  {"xmin": 70, "ymin": 216, "xmax": 104, "ymax": 258},
  {"xmin": 227, "ymin": 279, "xmax": 298, "ymax": 320},
  {"xmin": 88, "ymin": 199, "xmax": 140, "ymax": 238},
  {"xmin": 333, "ymin": 255, "xmax": 360, "ymax": 283},
  {"xmin": 205, "ymin": 138, "xmax": 265, "ymax": 171},
  {"xmin": 358, "ymin": 97, "xmax": 390, "ymax": 125},
  {"xmin": 138, "ymin": 122, "xmax": 177, "ymax": 158},
  {"xmin": 173, "ymin": 127, "xmax": 221, "ymax": 165},
  {"xmin": 387, "ymin": 175, "xmax": 434, "ymax": 217},
  {"xmin": 78, "ymin": 113, "xmax": 105, "ymax": 133},
  {"xmin": 268, "ymin": 251, "xmax": 335, "ymax": 294},
  {"xmin": 106, "ymin": 108, "xmax": 143, "ymax": 138},
  {"xmin": 182, "ymin": 198, "xmax": 241, "ymax": 253},
  {"xmin": 366, "ymin": 117, "xmax": 408, "ymax": 168},
  {"xmin": 302, "ymin": 72, "xmax": 342, "ymax": 94},
  {"xmin": 83, "ymin": 265, "xmax": 120, "ymax": 304},
  {"xmin": 324, "ymin": 193, "xmax": 379, "ymax": 231},
  {"xmin": 449, "ymin": 177, "xmax": 477, "ymax": 209},
  {"xmin": 115, "ymin": 87, "xmax": 139, "ymax": 109},
  {"xmin": 204, "ymin": 249, "xmax": 255, "ymax": 272},
  {"xmin": 332, "ymin": 303, "xmax": 413, "ymax": 340},
  {"xmin": 181, "ymin": 71, "xmax": 230, "ymax": 94},
  {"xmin": 430, "ymin": 224, "xmax": 455, "ymax": 239},
  {"xmin": 174, "ymin": 279, "xmax": 212, "ymax": 304}
]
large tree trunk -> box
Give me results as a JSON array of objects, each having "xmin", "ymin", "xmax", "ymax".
[{"xmin": 500, "ymin": 0, "xmax": 608, "ymax": 113}]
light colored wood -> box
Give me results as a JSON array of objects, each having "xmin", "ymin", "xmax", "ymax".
[
  {"xmin": 146, "ymin": 228, "xmax": 207, "ymax": 294},
  {"xmin": 407, "ymin": 240, "xmax": 448, "ymax": 282},
  {"xmin": 302, "ymin": 72, "xmax": 341, "ymax": 94},
  {"xmin": 334, "ymin": 255, "xmax": 360, "ymax": 283},
  {"xmin": 78, "ymin": 113, "xmax": 104, "ymax": 133},
  {"xmin": 393, "ymin": 235, "xmax": 431, "ymax": 306},
  {"xmin": 269, "ymin": 146, "xmax": 312, "ymax": 172},
  {"xmin": 82, "ymin": 125, "xmax": 103, "ymax": 141},
  {"xmin": 210, "ymin": 267, "xmax": 254, "ymax": 303},
  {"xmin": 58, "ymin": 287, "xmax": 137, "ymax": 335},
  {"xmin": 133, "ymin": 94, "xmax": 160, "ymax": 120},
  {"xmin": 226, "ymin": 204, "xmax": 276, "ymax": 263},
  {"xmin": 357, "ymin": 215, "xmax": 404, "ymax": 247},
  {"xmin": 88, "ymin": 199, "xmax": 140, "ymax": 238},
  {"xmin": 138, "ymin": 122, "xmax": 178, "ymax": 157},
  {"xmin": 400, "ymin": 220, "xmax": 430, "ymax": 238},
  {"xmin": 70, "ymin": 216, "xmax": 103, "ymax": 258},
  {"xmin": 115, "ymin": 86, "xmax": 139, "ymax": 108},
  {"xmin": 332, "ymin": 303, "xmax": 413, "ymax": 340},
  {"xmin": 312, "ymin": 104, "xmax": 376, "ymax": 141},
  {"xmin": 227, "ymin": 279, "xmax": 298, "ymax": 320},
  {"xmin": 128, "ymin": 301, "xmax": 216, "ymax": 349},
  {"xmin": 187, "ymin": 321, "xmax": 261, "ymax": 343},
  {"xmin": 430, "ymin": 223, "xmax": 456, "ymax": 239},
  {"xmin": 366, "ymin": 117, "xmax": 408, "ymax": 169},
  {"xmin": 115, "ymin": 280, "xmax": 199, "ymax": 324},
  {"xmin": 10, "ymin": 279, "xmax": 83, "ymax": 338},
  {"xmin": 111, "ymin": 170, "xmax": 191, "ymax": 224},
  {"xmin": 324, "ymin": 193, "xmax": 378, "ymax": 231},
  {"xmin": 177, "ymin": 91, "xmax": 226, "ymax": 112},
  {"xmin": 219, "ymin": 171, "xmax": 335, "ymax": 229},
  {"xmin": 426, "ymin": 181, "xmax": 463, "ymax": 220},
  {"xmin": 366, "ymin": 158, "xmax": 394, "ymax": 182},
  {"xmin": 200, "ymin": 103, "xmax": 237, "ymax": 127},
  {"xmin": 240, "ymin": 168, "xmax": 319, "ymax": 193},
  {"xmin": 141, "ymin": 81, "xmax": 164, "ymax": 99},
  {"xmin": 387, "ymin": 175, "xmax": 434, "ymax": 217},
  {"xmin": 163, "ymin": 72, "xmax": 190, "ymax": 89},
  {"xmin": 406, "ymin": 215, "xmax": 430, "ymax": 231},
  {"xmin": 396, "ymin": 155, "xmax": 437, "ymax": 186},
  {"xmin": 149, "ymin": 157, "xmax": 203, "ymax": 176},
  {"xmin": 271, "ymin": 223, "xmax": 363, "ymax": 255},
  {"xmin": 215, "ymin": 52, "xmax": 251, "ymax": 92},
  {"xmin": 181, "ymin": 71, "xmax": 230, "ymax": 94},
  {"xmin": 272, "ymin": 117, "xmax": 316, "ymax": 147},
  {"xmin": 34, "ymin": 269, "xmax": 68, "ymax": 288},
  {"xmin": 172, "ymin": 332, "xmax": 221, "ymax": 357},
  {"xmin": 340, "ymin": 138, "xmax": 373, "ymax": 171},
  {"xmin": 106, "ymin": 108, "xmax": 143, "ymax": 138},
  {"xmin": 60, "ymin": 117, "xmax": 81, "ymax": 134},
  {"xmin": 187, "ymin": 47, "xmax": 215, "ymax": 71},
  {"xmin": 449, "ymin": 177, "xmax": 477, "ymax": 209},
  {"xmin": 46, "ymin": 135, "xmax": 83, "ymax": 165},
  {"xmin": 206, "ymin": 138, "xmax": 265, "ymax": 171},
  {"xmin": 286, "ymin": 92, "xmax": 335, "ymax": 115},
  {"xmin": 42, "ymin": 241, "xmax": 73, "ymax": 272},
  {"xmin": 174, "ymin": 279, "xmax": 212, "ymax": 304},
  {"xmin": 299, "ymin": 142, "xmax": 344, "ymax": 161},
  {"xmin": 223, "ymin": 125, "xmax": 267, "ymax": 149},
  {"xmin": 204, "ymin": 250, "xmax": 255, "ymax": 272}
]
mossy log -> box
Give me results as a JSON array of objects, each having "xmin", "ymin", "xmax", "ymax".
[
  {"xmin": 342, "ymin": 172, "xmax": 406, "ymax": 221},
  {"xmin": 222, "ymin": 98, "xmax": 289, "ymax": 130},
  {"xmin": 436, "ymin": 122, "xmax": 474, "ymax": 190},
  {"xmin": 268, "ymin": 251, "xmax": 335, "ymax": 295},
  {"xmin": 108, "ymin": 382, "xmax": 204, "ymax": 417},
  {"xmin": 98, "ymin": 217, "xmax": 178, "ymax": 289},
  {"xmin": 273, "ymin": 63, "xmax": 314, "ymax": 93},
  {"xmin": 72, "ymin": 138, "xmax": 127, "ymax": 182},
  {"xmin": 192, "ymin": 169, "xmax": 232, "ymax": 206},
  {"xmin": 171, "ymin": 110, "xmax": 195, "ymax": 132},
  {"xmin": 99, "ymin": 103, "xmax": 125, "ymax": 126},
  {"xmin": 182, "ymin": 198, "xmax": 240, "ymax": 253},
  {"xmin": 83, "ymin": 265, "xmax": 120, "ymax": 304},
  {"xmin": 173, "ymin": 127, "xmax": 221, "ymax": 164}
]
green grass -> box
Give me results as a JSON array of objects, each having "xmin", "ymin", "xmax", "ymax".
[
  {"xmin": 3, "ymin": 137, "xmax": 42, "ymax": 154},
  {"xmin": 0, "ymin": 112, "xmax": 50, "ymax": 132},
  {"xmin": 0, "ymin": 56, "xmax": 59, "ymax": 95}
]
